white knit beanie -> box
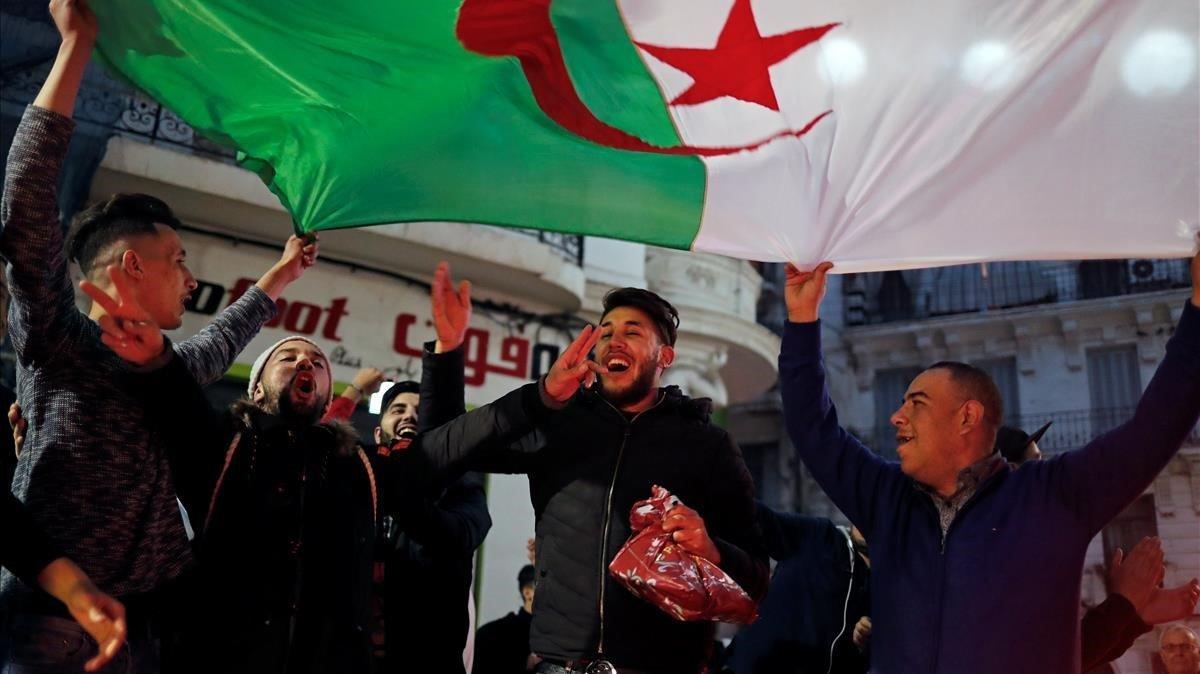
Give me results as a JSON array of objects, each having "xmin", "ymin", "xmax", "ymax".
[{"xmin": 246, "ymin": 336, "xmax": 332, "ymax": 406}]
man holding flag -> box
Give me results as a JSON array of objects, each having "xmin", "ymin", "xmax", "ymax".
[
  {"xmin": 776, "ymin": 245, "xmax": 1200, "ymax": 674},
  {"xmin": 0, "ymin": 2, "xmax": 317, "ymax": 671}
]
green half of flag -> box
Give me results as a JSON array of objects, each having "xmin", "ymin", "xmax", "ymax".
[{"xmin": 92, "ymin": 0, "xmax": 708, "ymax": 250}]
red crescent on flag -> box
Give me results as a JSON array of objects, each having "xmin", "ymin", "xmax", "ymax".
[{"xmin": 455, "ymin": 0, "xmax": 836, "ymax": 156}]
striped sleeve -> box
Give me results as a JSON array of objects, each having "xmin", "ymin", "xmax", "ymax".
[
  {"xmin": 0, "ymin": 106, "xmax": 83, "ymax": 366},
  {"xmin": 175, "ymin": 284, "xmax": 277, "ymax": 385}
]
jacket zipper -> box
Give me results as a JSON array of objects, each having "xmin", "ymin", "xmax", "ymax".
[
  {"xmin": 924, "ymin": 471, "xmax": 1006, "ymax": 674},
  {"xmin": 596, "ymin": 395, "xmax": 663, "ymax": 658}
]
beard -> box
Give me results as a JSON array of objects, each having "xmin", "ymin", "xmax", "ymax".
[
  {"xmin": 600, "ymin": 361, "xmax": 659, "ymax": 409},
  {"xmin": 378, "ymin": 427, "xmax": 415, "ymax": 446},
  {"xmin": 264, "ymin": 375, "xmax": 324, "ymax": 426},
  {"xmin": 378, "ymin": 424, "xmax": 418, "ymax": 454}
]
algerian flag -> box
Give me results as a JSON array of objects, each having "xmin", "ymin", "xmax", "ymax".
[{"xmin": 92, "ymin": 0, "xmax": 1198, "ymax": 271}]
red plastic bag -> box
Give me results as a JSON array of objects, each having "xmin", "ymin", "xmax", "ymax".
[{"xmin": 608, "ymin": 485, "xmax": 758, "ymax": 624}]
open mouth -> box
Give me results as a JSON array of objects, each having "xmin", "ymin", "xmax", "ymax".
[
  {"xmin": 396, "ymin": 427, "xmax": 417, "ymax": 439},
  {"xmin": 896, "ymin": 434, "xmax": 914, "ymax": 448},
  {"xmin": 605, "ymin": 355, "xmax": 632, "ymax": 373},
  {"xmin": 294, "ymin": 372, "xmax": 316, "ymax": 396}
]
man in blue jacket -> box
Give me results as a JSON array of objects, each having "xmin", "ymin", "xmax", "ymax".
[{"xmin": 777, "ymin": 247, "xmax": 1200, "ymax": 674}]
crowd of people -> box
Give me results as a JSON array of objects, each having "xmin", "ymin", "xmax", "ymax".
[{"xmin": 2, "ymin": 3, "xmax": 1200, "ymax": 674}]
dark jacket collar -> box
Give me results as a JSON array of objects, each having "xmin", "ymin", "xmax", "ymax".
[
  {"xmin": 575, "ymin": 384, "xmax": 713, "ymax": 423},
  {"xmin": 230, "ymin": 399, "xmax": 360, "ymax": 457}
]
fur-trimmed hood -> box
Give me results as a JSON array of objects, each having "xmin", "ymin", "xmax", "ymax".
[{"xmin": 229, "ymin": 398, "xmax": 360, "ymax": 457}]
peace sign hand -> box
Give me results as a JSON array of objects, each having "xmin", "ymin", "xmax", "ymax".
[
  {"xmin": 542, "ymin": 325, "xmax": 607, "ymax": 405},
  {"xmin": 80, "ymin": 265, "xmax": 166, "ymax": 366}
]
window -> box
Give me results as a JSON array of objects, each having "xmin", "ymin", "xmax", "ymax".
[{"xmin": 1086, "ymin": 346, "xmax": 1141, "ymax": 436}]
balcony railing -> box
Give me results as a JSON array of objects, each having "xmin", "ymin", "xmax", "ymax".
[
  {"xmin": 1012, "ymin": 407, "xmax": 1200, "ymax": 455},
  {"xmin": 864, "ymin": 406, "xmax": 1200, "ymax": 460},
  {"xmin": 2, "ymin": 66, "xmax": 584, "ymax": 265},
  {"xmin": 843, "ymin": 259, "xmax": 1191, "ymax": 327},
  {"xmin": 509, "ymin": 228, "xmax": 585, "ymax": 266},
  {"xmin": 2, "ymin": 59, "xmax": 239, "ymax": 160},
  {"xmin": 107, "ymin": 96, "xmax": 238, "ymax": 160}
]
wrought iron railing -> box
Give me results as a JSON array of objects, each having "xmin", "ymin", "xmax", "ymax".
[
  {"xmin": 108, "ymin": 95, "xmax": 237, "ymax": 160},
  {"xmin": 1009, "ymin": 406, "xmax": 1137, "ymax": 454},
  {"xmin": 1012, "ymin": 407, "xmax": 1200, "ymax": 455},
  {"xmin": 843, "ymin": 259, "xmax": 1192, "ymax": 326},
  {"xmin": 864, "ymin": 405, "xmax": 1200, "ymax": 459},
  {"xmin": 2, "ymin": 54, "xmax": 239, "ymax": 160},
  {"xmin": 510, "ymin": 228, "xmax": 585, "ymax": 266}
]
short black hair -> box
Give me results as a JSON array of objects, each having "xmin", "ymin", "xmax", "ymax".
[
  {"xmin": 518, "ymin": 564, "xmax": 536, "ymax": 591},
  {"xmin": 600, "ymin": 287, "xmax": 680, "ymax": 347},
  {"xmin": 378, "ymin": 380, "xmax": 420, "ymax": 415},
  {"xmin": 66, "ymin": 193, "xmax": 182, "ymax": 276},
  {"xmin": 926, "ymin": 361, "xmax": 1004, "ymax": 431}
]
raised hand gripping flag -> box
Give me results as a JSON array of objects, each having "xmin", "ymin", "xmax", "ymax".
[{"xmin": 92, "ymin": 0, "xmax": 1198, "ymax": 271}]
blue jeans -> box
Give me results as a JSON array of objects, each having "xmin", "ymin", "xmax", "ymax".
[{"xmin": 1, "ymin": 614, "xmax": 157, "ymax": 674}]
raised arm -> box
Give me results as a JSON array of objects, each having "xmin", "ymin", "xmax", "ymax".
[
  {"xmin": 324, "ymin": 367, "xmax": 383, "ymax": 423},
  {"xmin": 779, "ymin": 263, "xmax": 905, "ymax": 538},
  {"xmin": 1080, "ymin": 538, "xmax": 1162, "ymax": 671},
  {"xmin": 403, "ymin": 323, "xmax": 603, "ymax": 478},
  {"xmin": 418, "ymin": 344, "xmax": 466, "ymax": 430},
  {"xmin": 0, "ymin": 1, "xmax": 96, "ymax": 364},
  {"xmin": 377, "ymin": 380, "xmax": 548, "ymax": 508},
  {"xmin": 418, "ymin": 262, "xmax": 471, "ymax": 430},
  {"xmin": 1053, "ymin": 248, "xmax": 1200, "ymax": 533},
  {"xmin": 174, "ymin": 235, "xmax": 316, "ymax": 385}
]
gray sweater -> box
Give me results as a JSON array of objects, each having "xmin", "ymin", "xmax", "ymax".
[{"xmin": 0, "ymin": 106, "xmax": 277, "ymax": 603}]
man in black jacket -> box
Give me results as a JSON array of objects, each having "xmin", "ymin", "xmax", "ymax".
[
  {"xmin": 419, "ymin": 287, "xmax": 769, "ymax": 674},
  {"xmin": 155, "ymin": 335, "xmax": 385, "ymax": 673},
  {"xmin": 130, "ymin": 329, "xmax": 552, "ymax": 674},
  {"xmin": 326, "ymin": 264, "xmax": 491, "ymax": 674},
  {"xmin": 126, "ymin": 321, "xmax": 557, "ymax": 673},
  {"xmin": 374, "ymin": 267, "xmax": 492, "ymax": 674}
]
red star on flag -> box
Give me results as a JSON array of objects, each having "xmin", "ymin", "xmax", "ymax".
[{"xmin": 635, "ymin": 0, "xmax": 838, "ymax": 111}]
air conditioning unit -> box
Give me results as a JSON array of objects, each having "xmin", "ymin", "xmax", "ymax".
[
  {"xmin": 1128, "ymin": 259, "xmax": 1156, "ymax": 283},
  {"xmin": 1125, "ymin": 258, "xmax": 1185, "ymax": 292}
]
